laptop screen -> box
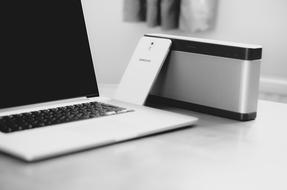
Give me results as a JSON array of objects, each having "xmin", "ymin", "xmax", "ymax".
[{"xmin": 0, "ymin": 0, "xmax": 99, "ymax": 109}]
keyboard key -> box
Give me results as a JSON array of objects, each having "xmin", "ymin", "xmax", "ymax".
[{"xmin": 0, "ymin": 102, "xmax": 133, "ymax": 133}]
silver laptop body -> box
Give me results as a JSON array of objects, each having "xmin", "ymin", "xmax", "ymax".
[{"xmin": 0, "ymin": 0, "xmax": 197, "ymax": 161}]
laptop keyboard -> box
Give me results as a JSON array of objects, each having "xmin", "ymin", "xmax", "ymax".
[{"xmin": 0, "ymin": 102, "xmax": 133, "ymax": 133}]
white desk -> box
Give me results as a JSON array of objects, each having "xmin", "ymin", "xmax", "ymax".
[{"xmin": 0, "ymin": 84, "xmax": 287, "ymax": 190}]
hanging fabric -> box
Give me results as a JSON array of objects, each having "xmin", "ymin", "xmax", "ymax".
[
  {"xmin": 180, "ymin": 0, "xmax": 218, "ymax": 32},
  {"xmin": 123, "ymin": 0, "xmax": 218, "ymax": 32},
  {"xmin": 123, "ymin": 0, "xmax": 146, "ymax": 22}
]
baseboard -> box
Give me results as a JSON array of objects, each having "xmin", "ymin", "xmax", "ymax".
[{"xmin": 260, "ymin": 77, "xmax": 287, "ymax": 95}]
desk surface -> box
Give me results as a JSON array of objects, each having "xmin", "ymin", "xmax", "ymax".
[{"xmin": 1, "ymin": 84, "xmax": 287, "ymax": 190}]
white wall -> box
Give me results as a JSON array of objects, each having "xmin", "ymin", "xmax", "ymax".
[{"xmin": 83, "ymin": 0, "xmax": 287, "ymax": 92}]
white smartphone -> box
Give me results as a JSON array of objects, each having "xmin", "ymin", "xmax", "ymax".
[{"xmin": 115, "ymin": 36, "xmax": 172, "ymax": 105}]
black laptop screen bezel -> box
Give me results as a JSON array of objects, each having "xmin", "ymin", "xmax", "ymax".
[{"xmin": 0, "ymin": 0, "xmax": 99, "ymax": 109}]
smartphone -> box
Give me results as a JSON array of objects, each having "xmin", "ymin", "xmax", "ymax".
[{"xmin": 115, "ymin": 36, "xmax": 172, "ymax": 105}]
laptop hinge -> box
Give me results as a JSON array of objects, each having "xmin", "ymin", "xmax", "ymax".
[{"xmin": 86, "ymin": 94, "xmax": 98, "ymax": 98}]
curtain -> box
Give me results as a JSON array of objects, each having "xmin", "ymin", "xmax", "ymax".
[{"xmin": 123, "ymin": 0, "xmax": 218, "ymax": 33}]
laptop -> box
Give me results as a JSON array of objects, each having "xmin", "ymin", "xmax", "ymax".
[{"xmin": 0, "ymin": 0, "xmax": 198, "ymax": 161}]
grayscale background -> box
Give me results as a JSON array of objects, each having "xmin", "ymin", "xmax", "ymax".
[{"xmin": 83, "ymin": 0, "xmax": 287, "ymax": 103}]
